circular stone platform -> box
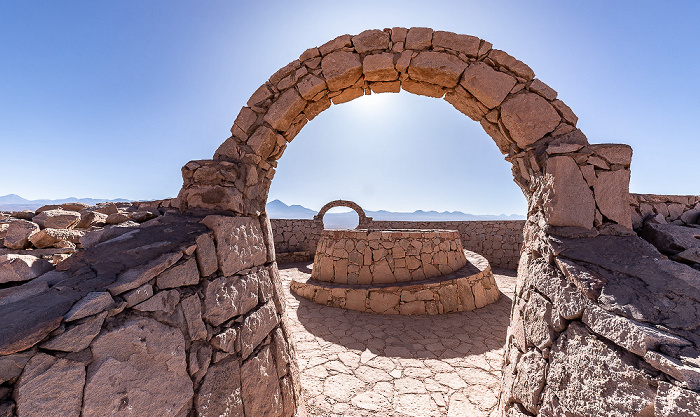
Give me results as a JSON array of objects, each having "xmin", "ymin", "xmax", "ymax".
[
  {"xmin": 311, "ymin": 229, "xmax": 468, "ymax": 284},
  {"xmin": 291, "ymin": 250, "xmax": 500, "ymax": 315}
]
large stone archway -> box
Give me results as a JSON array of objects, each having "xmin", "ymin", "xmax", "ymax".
[
  {"xmin": 177, "ymin": 27, "xmax": 632, "ymax": 232},
  {"xmin": 314, "ymin": 199, "xmax": 372, "ymax": 229},
  {"xmin": 173, "ymin": 28, "xmax": 700, "ymax": 416}
]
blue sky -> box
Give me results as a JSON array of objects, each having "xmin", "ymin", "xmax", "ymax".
[{"xmin": 1, "ymin": 1, "xmax": 698, "ymax": 215}]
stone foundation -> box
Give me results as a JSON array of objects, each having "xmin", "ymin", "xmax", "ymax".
[{"xmin": 291, "ymin": 250, "xmax": 500, "ymax": 315}]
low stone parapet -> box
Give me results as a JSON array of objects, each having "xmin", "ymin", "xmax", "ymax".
[
  {"xmin": 311, "ymin": 229, "xmax": 467, "ymax": 284},
  {"xmin": 291, "ymin": 250, "xmax": 499, "ymax": 315}
]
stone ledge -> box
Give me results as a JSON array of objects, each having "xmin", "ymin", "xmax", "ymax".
[{"xmin": 290, "ymin": 250, "xmax": 499, "ymax": 315}]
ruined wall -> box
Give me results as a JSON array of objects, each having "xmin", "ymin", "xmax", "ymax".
[
  {"xmin": 630, "ymin": 193, "xmax": 700, "ymax": 229},
  {"xmin": 271, "ymin": 218, "xmax": 524, "ymax": 269},
  {"xmin": 0, "ymin": 213, "xmax": 301, "ymax": 417}
]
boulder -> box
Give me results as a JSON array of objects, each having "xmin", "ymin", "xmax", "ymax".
[
  {"xmin": 3, "ymin": 219, "xmax": 39, "ymax": 249},
  {"xmin": 75, "ymin": 211, "xmax": 108, "ymax": 229},
  {"xmin": 0, "ymin": 254, "xmax": 53, "ymax": 284},
  {"xmin": 60, "ymin": 202, "xmax": 89, "ymax": 212},
  {"xmin": 15, "ymin": 353, "xmax": 85, "ymax": 417},
  {"xmin": 501, "ymin": 92, "xmax": 560, "ymax": 148},
  {"xmin": 105, "ymin": 212, "xmax": 130, "ymax": 225},
  {"xmin": 32, "ymin": 209, "xmax": 81, "ymax": 229},
  {"xmin": 82, "ymin": 317, "xmax": 193, "ymax": 417},
  {"xmin": 29, "ymin": 228, "xmax": 84, "ymax": 249},
  {"xmin": 593, "ymin": 169, "xmax": 632, "ymax": 228}
]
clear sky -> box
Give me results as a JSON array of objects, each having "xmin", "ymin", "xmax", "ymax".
[{"xmin": 1, "ymin": 1, "xmax": 698, "ymax": 215}]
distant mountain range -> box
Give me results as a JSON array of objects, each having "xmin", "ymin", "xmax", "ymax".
[
  {"xmin": 266, "ymin": 199, "xmax": 525, "ymax": 228},
  {"xmin": 0, "ymin": 194, "xmax": 130, "ymax": 211}
]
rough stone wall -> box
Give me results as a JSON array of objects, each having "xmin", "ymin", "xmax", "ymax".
[
  {"xmin": 630, "ymin": 193, "xmax": 700, "ymax": 229},
  {"xmin": 0, "ymin": 213, "xmax": 301, "ymax": 417},
  {"xmin": 311, "ymin": 229, "xmax": 467, "ymax": 284},
  {"xmin": 499, "ymin": 180, "xmax": 700, "ymax": 416},
  {"xmin": 270, "ymin": 218, "xmax": 524, "ymax": 269}
]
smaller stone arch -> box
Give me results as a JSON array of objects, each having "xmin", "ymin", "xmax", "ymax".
[{"xmin": 314, "ymin": 200, "xmax": 372, "ymax": 229}]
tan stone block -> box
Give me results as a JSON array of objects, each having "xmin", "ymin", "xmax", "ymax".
[
  {"xmin": 331, "ymin": 87, "xmax": 364, "ymax": 104},
  {"xmin": 369, "ymin": 81, "xmax": 401, "ymax": 93},
  {"xmin": 408, "ymin": 51, "xmax": 467, "ymax": 88},
  {"xmin": 304, "ymin": 95, "xmax": 331, "ymax": 121},
  {"xmin": 372, "ymin": 259, "xmax": 395, "ymax": 283},
  {"xmin": 488, "ymin": 49, "xmax": 535, "ymax": 80},
  {"xmin": 300, "ymin": 47, "xmax": 320, "ymax": 61},
  {"xmin": 263, "ymin": 88, "xmax": 307, "ymax": 132},
  {"xmin": 444, "ymin": 85, "xmax": 487, "ymax": 121},
  {"xmin": 269, "ymin": 60, "xmax": 301, "ymax": 85},
  {"xmin": 438, "ymin": 285, "xmax": 458, "ymax": 313},
  {"xmin": 321, "ymin": 51, "xmax": 363, "ymax": 91},
  {"xmin": 247, "ymin": 84, "xmax": 274, "ymax": 108},
  {"xmin": 546, "ymin": 156, "xmax": 595, "ymax": 229},
  {"xmin": 231, "ymin": 106, "xmax": 257, "ymax": 135},
  {"xmin": 319, "ymin": 34, "xmax": 352, "ymax": 56},
  {"xmin": 552, "ymin": 99, "xmax": 578, "ymax": 126},
  {"xmin": 432, "ymin": 31, "xmax": 480, "ymax": 57},
  {"xmin": 460, "ymin": 62, "xmax": 517, "ymax": 109},
  {"xmin": 334, "ymin": 259, "xmax": 349, "ymax": 284},
  {"xmin": 500, "ymin": 92, "xmax": 561, "ymax": 148},
  {"xmin": 296, "ymin": 74, "xmax": 327, "ymax": 100},
  {"xmin": 358, "ymin": 266, "xmax": 372, "ymax": 284},
  {"xmin": 363, "ymin": 53, "xmax": 398, "ymax": 82},
  {"xmin": 480, "ymin": 119, "xmax": 512, "ymax": 154},
  {"xmin": 402, "ymin": 79, "xmax": 444, "ymax": 98},
  {"xmin": 368, "ymin": 291, "xmax": 400, "ymax": 313},
  {"xmin": 457, "ymin": 279, "xmax": 476, "ymax": 311},
  {"xmin": 589, "ymin": 144, "xmax": 633, "ymax": 166},
  {"xmin": 247, "ymin": 126, "xmax": 278, "ymax": 159},
  {"xmin": 391, "ymin": 27, "xmax": 408, "ymax": 43},
  {"xmin": 345, "ymin": 289, "xmax": 368, "ymax": 312},
  {"xmin": 594, "ymin": 169, "xmax": 632, "ymax": 228},
  {"xmin": 395, "ymin": 50, "xmax": 412, "ymax": 73},
  {"xmin": 352, "ymin": 29, "xmax": 390, "ymax": 53},
  {"xmin": 528, "ymin": 79, "xmax": 557, "ymax": 100},
  {"xmin": 400, "ymin": 300, "xmax": 426, "ymax": 315},
  {"xmin": 394, "ymin": 267, "xmax": 411, "ymax": 282},
  {"xmin": 405, "ymin": 27, "xmax": 433, "ymax": 50}
]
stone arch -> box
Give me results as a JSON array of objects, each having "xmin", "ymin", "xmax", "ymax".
[
  {"xmin": 313, "ymin": 199, "xmax": 372, "ymax": 229},
  {"xmin": 178, "ymin": 27, "xmax": 633, "ymax": 231}
]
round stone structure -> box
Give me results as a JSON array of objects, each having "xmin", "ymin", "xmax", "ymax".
[{"xmin": 311, "ymin": 229, "xmax": 467, "ymax": 284}]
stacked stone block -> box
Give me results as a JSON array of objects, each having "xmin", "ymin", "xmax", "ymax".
[
  {"xmin": 311, "ymin": 229, "xmax": 466, "ymax": 284},
  {"xmin": 0, "ymin": 213, "xmax": 301, "ymax": 417},
  {"xmin": 630, "ymin": 193, "xmax": 700, "ymax": 229},
  {"xmin": 270, "ymin": 218, "xmax": 323, "ymax": 263}
]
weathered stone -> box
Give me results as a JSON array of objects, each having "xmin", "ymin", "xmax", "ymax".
[
  {"xmin": 321, "ymin": 51, "xmax": 363, "ymax": 91},
  {"xmin": 0, "ymin": 350, "xmax": 35, "ymax": 384},
  {"xmin": 263, "ymin": 88, "xmax": 307, "ymax": 132},
  {"xmin": 201, "ymin": 215, "xmax": 267, "ymax": 277},
  {"xmin": 188, "ymin": 342, "xmax": 212, "ymax": 384},
  {"xmin": 195, "ymin": 356, "xmax": 244, "ymax": 417},
  {"xmin": 545, "ymin": 322, "xmax": 657, "ymax": 416},
  {"xmin": 75, "ymin": 210, "xmax": 108, "ymax": 229},
  {"xmin": 523, "ymin": 292, "xmax": 554, "ymax": 349},
  {"xmin": 594, "ymin": 169, "xmax": 632, "ymax": 228},
  {"xmin": 460, "ymin": 62, "xmax": 517, "ymax": 109},
  {"xmin": 368, "ymin": 292, "xmax": 400, "ymax": 314},
  {"xmin": 83, "ymin": 317, "xmax": 193, "ymax": 417},
  {"xmin": 501, "ymin": 93, "xmax": 560, "ymax": 148},
  {"xmin": 319, "ymin": 34, "xmax": 352, "ymax": 56},
  {"xmin": 29, "ymin": 228, "xmax": 84, "ymax": 248},
  {"xmin": 32, "ymin": 209, "xmax": 81, "ymax": 229},
  {"xmin": 639, "ymin": 223, "xmax": 700, "ymax": 255},
  {"xmin": 488, "ymin": 49, "xmax": 535, "ymax": 80},
  {"xmin": 408, "ymin": 51, "xmax": 467, "ymax": 88},
  {"xmin": 0, "ymin": 254, "xmax": 53, "ymax": 284},
  {"xmin": 296, "ymin": 74, "xmax": 327, "ymax": 100},
  {"xmin": 528, "ymin": 79, "xmax": 557, "ymax": 100},
  {"xmin": 211, "ymin": 328, "xmax": 238, "ymax": 353},
  {"xmin": 181, "ymin": 294, "xmax": 207, "ymax": 341},
  {"xmin": 644, "ymin": 350, "xmax": 700, "ymax": 390},
  {"xmin": 133, "ymin": 289, "xmax": 179, "ymax": 314},
  {"xmin": 156, "ymin": 257, "xmax": 199, "ymax": 289},
  {"xmin": 677, "ymin": 247, "xmax": 700, "ymax": 264},
  {"xmin": 64, "ymin": 291, "xmax": 114, "ymax": 321},
  {"xmin": 655, "ymin": 382, "xmax": 700, "ymax": 417},
  {"xmin": 203, "ymin": 274, "xmax": 259, "ymax": 326},
  {"xmin": 40, "ymin": 312, "xmax": 106, "ymax": 352},
  {"xmin": 247, "ymin": 126, "xmax": 279, "ymax": 159},
  {"xmin": 405, "ymin": 27, "xmax": 433, "ymax": 50},
  {"xmin": 0, "ymin": 280, "xmax": 48, "ymax": 308},
  {"xmin": 362, "ymin": 53, "xmax": 398, "ymax": 81},
  {"xmin": 401, "ymin": 79, "xmax": 445, "ymax": 98},
  {"xmin": 546, "ymin": 156, "xmax": 595, "ymax": 229},
  {"xmin": 108, "ymin": 250, "xmax": 182, "ymax": 295},
  {"xmin": 105, "ymin": 212, "xmax": 130, "ymax": 225},
  {"xmin": 511, "ymin": 350, "xmax": 547, "ymax": 414},
  {"xmin": 552, "ymin": 99, "xmax": 578, "ymax": 126},
  {"xmin": 241, "ymin": 345, "xmax": 283, "ymax": 417},
  {"xmin": 16, "ymin": 353, "xmax": 85, "ymax": 417},
  {"xmin": 681, "ymin": 208, "xmax": 700, "ymax": 225},
  {"xmin": 590, "ymin": 143, "xmax": 633, "ymax": 166},
  {"xmin": 331, "ymin": 87, "xmax": 364, "ymax": 104},
  {"xmin": 3, "ymin": 219, "xmax": 39, "ymax": 249},
  {"xmin": 432, "ymin": 31, "xmax": 480, "ymax": 57},
  {"xmin": 93, "ymin": 202, "xmax": 119, "ymax": 215},
  {"xmin": 444, "ymin": 86, "xmax": 488, "ymax": 121},
  {"xmin": 352, "ymin": 29, "xmax": 390, "ymax": 53},
  {"xmin": 195, "ymin": 232, "xmax": 217, "ymax": 277},
  {"xmin": 239, "ymin": 301, "xmax": 279, "ymax": 359},
  {"xmin": 122, "ymin": 284, "xmax": 153, "ymax": 307}
]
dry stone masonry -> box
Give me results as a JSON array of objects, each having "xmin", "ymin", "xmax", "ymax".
[{"xmin": 3, "ymin": 27, "xmax": 700, "ymax": 416}]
